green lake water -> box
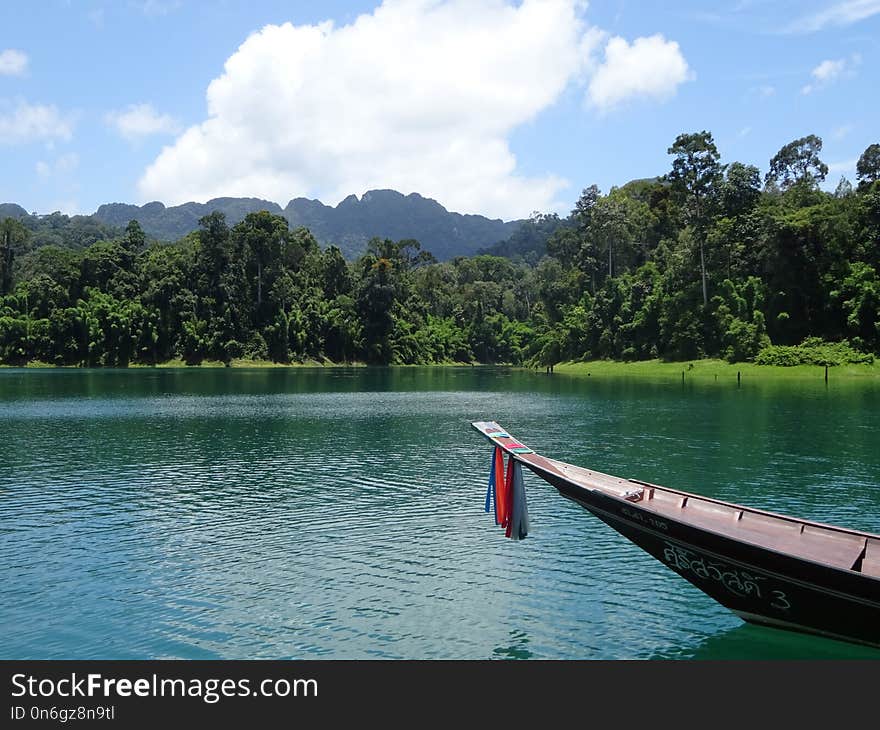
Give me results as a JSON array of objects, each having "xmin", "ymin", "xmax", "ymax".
[{"xmin": 1, "ymin": 366, "xmax": 879, "ymax": 659}]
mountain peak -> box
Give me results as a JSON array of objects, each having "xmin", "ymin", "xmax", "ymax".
[
  {"xmin": 0, "ymin": 203, "xmax": 29, "ymax": 219},
  {"xmin": 361, "ymin": 189, "xmax": 405, "ymax": 203},
  {"xmin": 279, "ymin": 190, "xmax": 519, "ymax": 258},
  {"xmin": 5, "ymin": 190, "xmax": 522, "ymax": 261},
  {"xmin": 338, "ymin": 193, "xmax": 361, "ymax": 207}
]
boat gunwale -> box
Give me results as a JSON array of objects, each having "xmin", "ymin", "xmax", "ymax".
[{"xmin": 544, "ymin": 456, "xmax": 880, "ymax": 544}]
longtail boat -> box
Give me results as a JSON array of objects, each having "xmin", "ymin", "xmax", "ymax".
[{"xmin": 472, "ymin": 421, "xmax": 880, "ymax": 649}]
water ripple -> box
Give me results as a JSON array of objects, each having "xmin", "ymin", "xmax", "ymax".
[{"xmin": 1, "ymin": 368, "xmax": 879, "ymax": 659}]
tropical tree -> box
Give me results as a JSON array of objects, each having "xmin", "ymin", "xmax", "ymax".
[
  {"xmin": 666, "ymin": 131, "xmax": 723, "ymax": 305},
  {"xmin": 231, "ymin": 210, "xmax": 289, "ymax": 310},
  {"xmin": 589, "ymin": 189, "xmax": 650, "ymax": 281},
  {"xmin": 720, "ymin": 162, "xmax": 761, "ymax": 218},
  {"xmin": 856, "ymin": 143, "xmax": 880, "ymax": 191},
  {"xmin": 356, "ymin": 252, "xmax": 400, "ymax": 364},
  {"xmin": 124, "ymin": 219, "xmax": 146, "ymax": 251},
  {"xmin": 765, "ymin": 135, "xmax": 828, "ymax": 191},
  {"xmin": 0, "ymin": 217, "xmax": 29, "ymax": 295}
]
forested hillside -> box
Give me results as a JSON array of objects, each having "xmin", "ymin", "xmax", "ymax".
[{"xmin": 1, "ymin": 134, "xmax": 878, "ymax": 367}]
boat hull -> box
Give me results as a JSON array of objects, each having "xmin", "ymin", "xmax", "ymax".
[{"xmin": 528, "ymin": 462, "xmax": 880, "ymax": 649}]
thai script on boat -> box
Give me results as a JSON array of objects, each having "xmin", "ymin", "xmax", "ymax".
[
  {"xmin": 662, "ymin": 542, "xmax": 791, "ymax": 611},
  {"xmin": 620, "ymin": 506, "xmax": 668, "ymax": 531}
]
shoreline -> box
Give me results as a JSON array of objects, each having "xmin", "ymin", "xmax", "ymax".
[
  {"xmin": 0, "ymin": 359, "xmax": 473, "ymax": 370},
  {"xmin": 2, "ymin": 357, "xmax": 879, "ymax": 378}
]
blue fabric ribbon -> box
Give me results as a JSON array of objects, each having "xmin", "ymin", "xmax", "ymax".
[
  {"xmin": 484, "ymin": 447, "xmax": 496, "ymax": 515},
  {"xmin": 508, "ymin": 459, "xmax": 529, "ymax": 541}
]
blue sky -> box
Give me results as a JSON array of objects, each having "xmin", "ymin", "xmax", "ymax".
[{"xmin": 0, "ymin": 0, "xmax": 877, "ymax": 220}]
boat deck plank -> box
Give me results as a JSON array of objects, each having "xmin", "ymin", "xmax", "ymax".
[
  {"xmin": 545, "ymin": 458, "xmax": 867, "ymax": 572},
  {"xmin": 863, "ymin": 540, "xmax": 880, "ymax": 577}
]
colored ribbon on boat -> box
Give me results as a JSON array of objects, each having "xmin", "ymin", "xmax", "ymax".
[
  {"xmin": 507, "ymin": 459, "xmax": 529, "ymax": 541},
  {"xmin": 485, "ymin": 447, "xmax": 497, "ymax": 515},
  {"xmin": 493, "ymin": 446, "xmax": 506, "ymax": 526},
  {"xmin": 482, "ymin": 445, "xmax": 529, "ymax": 540},
  {"xmin": 502, "ymin": 455, "xmax": 515, "ymax": 530}
]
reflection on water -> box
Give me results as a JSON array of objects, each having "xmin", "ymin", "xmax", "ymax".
[
  {"xmin": 654, "ymin": 622, "xmax": 880, "ymax": 660},
  {"xmin": 1, "ymin": 366, "xmax": 879, "ymax": 659},
  {"xmin": 493, "ymin": 629, "xmax": 533, "ymax": 660}
]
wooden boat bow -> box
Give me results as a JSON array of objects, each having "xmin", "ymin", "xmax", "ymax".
[{"xmin": 471, "ymin": 420, "xmax": 880, "ymax": 649}]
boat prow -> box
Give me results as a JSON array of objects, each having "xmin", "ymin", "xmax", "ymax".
[{"xmin": 471, "ymin": 421, "xmax": 880, "ymax": 650}]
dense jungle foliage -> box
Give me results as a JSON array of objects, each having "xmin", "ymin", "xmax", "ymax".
[{"xmin": 1, "ymin": 134, "xmax": 879, "ymax": 367}]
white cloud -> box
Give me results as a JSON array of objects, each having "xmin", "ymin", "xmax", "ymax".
[
  {"xmin": 832, "ymin": 123, "xmax": 854, "ymax": 139},
  {"xmin": 138, "ymin": 1, "xmax": 681, "ymax": 220},
  {"xmin": 0, "ymin": 49, "xmax": 28, "ymax": 76},
  {"xmin": 36, "ymin": 152, "xmax": 79, "ymax": 180},
  {"xmin": 106, "ymin": 103, "xmax": 180, "ymax": 141},
  {"xmin": 746, "ymin": 84, "xmax": 775, "ymax": 99},
  {"xmin": 587, "ymin": 34, "xmax": 693, "ymax": 111},
  {"xmin": 738, "ymin": 126, "xmax": 752, "ymax": 138},
  {"xmin": 789, "ymin": 0, "xmax": 880, "ymax": 33},
  {"xmin": 815, "ymin": 59, "xmax": 846, "ymax": 81},
  {"xmin": 0, "ymin": 101, "xmax": 75, "ymax": 144},
  {"xmin": 801, "ymin": 54, "xmax": 859, "ymax": 94},
  {"xmin": 131, "ymin": 1, "xmax": 181, "ymax": 16}
]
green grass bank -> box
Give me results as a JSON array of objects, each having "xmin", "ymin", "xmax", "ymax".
[{"xmin": 552, "ymin": 359, "xmax": 880, "ymax": 380}]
